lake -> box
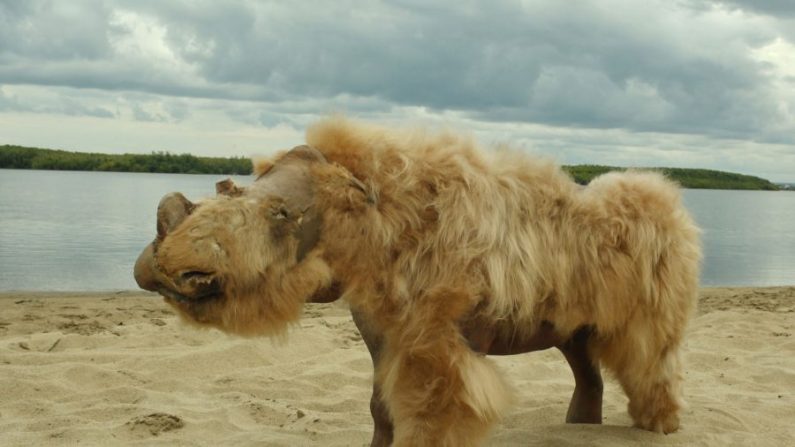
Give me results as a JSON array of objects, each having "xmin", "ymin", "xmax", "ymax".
[{"xmin": 0, "ymin": 169, "xmax": 793, "ymax": 291}]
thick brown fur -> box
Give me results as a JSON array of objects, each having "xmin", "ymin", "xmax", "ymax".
[{"xmin": 140, "ymin": 117, "xmax": 701, "ymax": 445}]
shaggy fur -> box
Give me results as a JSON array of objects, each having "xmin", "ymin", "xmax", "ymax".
[{"xmin": 140, "ymin": 117, "xmax": 701, "ymax": 446}]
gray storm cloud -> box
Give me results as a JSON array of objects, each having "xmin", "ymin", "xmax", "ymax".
[{"xmin": 0, "ymin": 0, "xmax": 793, "ymax": 180}]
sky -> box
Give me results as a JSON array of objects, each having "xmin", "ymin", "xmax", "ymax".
[{"xmin": 1, "ymin": 0, "xmax": 794, "ymax": 182}]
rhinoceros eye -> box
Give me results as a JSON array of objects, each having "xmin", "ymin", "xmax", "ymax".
[{"xmin": 271, "ymin": 206, "xmax": 289, "ymax": 220}]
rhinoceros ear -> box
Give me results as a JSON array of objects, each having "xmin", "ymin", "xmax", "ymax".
[
  {"xmin": 282, "ymin": 145, "xmax": 327, "ymax": 163},
  {"xmin": 253, "ymin": 145, "xmax": 327, "ymax": 179},
  {"xmin": 157, "ymin": 192, "xmax": 194, "ymax": 239}
]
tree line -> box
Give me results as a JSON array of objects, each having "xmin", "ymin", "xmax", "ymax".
[
  {"xmin": 563, "ymin": 165, "xmax": 780, "ymax": 191},
  {"xmin": 0, "ymin": 144, "xmax": 781, "ymax": 190},
  {"xmin": 0, "ymin": 145, "xmax": 251, "ymax": 175}
]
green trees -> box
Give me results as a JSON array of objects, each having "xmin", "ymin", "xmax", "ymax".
[
  {"xmin": 0, "ymin": 145, "xmax": 42, "ymax": 168},
  {"xmin": 0, "ymin": 145, "xmax": 251, "ymax": 175},
  {"xmin": 563, "ymin": 165, "xmax": 780, "ymax": 191}
]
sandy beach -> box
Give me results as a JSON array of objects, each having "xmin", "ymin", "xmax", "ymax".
[{"xmin": 0, "ymin": 287, "xmax": 793, "ymax": 446}]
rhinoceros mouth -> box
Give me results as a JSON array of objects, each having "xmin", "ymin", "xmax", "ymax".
[
  {"xmin": 157, "ymin": 271, "xmax": 224, "ymax": 305},
  {"xmin": 158, "ymin": 285, "xmax": 223, "ymax": 304}
]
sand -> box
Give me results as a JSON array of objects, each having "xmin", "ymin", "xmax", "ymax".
[{"xmin": 0, "ymin": 287, "xmax": 793, "ymax": 446}]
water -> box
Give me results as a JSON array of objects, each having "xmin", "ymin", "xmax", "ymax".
[
  {"xmin": 1, "ymin": 169, "xmax": 793, "ymax": 291},
  {"xmin": 683, "ymin": 189, "xmax": 795, "ymax": 287},
  {"xmin": 0, "ymin": 169, "xmax": 247, "ymax": 291}
]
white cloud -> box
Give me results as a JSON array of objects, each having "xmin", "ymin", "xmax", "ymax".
[{"xmin": 752, "ymin": 37, "xmax": 795, "ymax": 138}]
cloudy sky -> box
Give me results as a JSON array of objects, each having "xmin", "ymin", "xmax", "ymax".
[{"xmin": 1, "ymin": 0, "xmax": 794, "ymax": 181}]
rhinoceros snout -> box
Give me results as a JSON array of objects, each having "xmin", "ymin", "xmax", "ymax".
[{"xmin": 134, "ymin": 242, "xmax": 159, "ymax": 292}]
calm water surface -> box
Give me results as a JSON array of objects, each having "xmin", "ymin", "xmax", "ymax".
[{"xmin": 0, "ymin": 169, "xmax": 793, "ymax": 291}]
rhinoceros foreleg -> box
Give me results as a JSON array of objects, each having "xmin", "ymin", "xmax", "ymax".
[
  {"xmin": 351, "ymin": 308, "xmax": 394, "ymax": 447},
  {"xmin": 557, "ymin": 326, "xmax": 603, "ymax": 424}
]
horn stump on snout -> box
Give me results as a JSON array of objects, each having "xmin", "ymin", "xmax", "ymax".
[{"xmin": 156, "ymin": 192, "xmax": 195, "ymax": 240}]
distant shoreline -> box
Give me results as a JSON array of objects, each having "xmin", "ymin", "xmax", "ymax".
[
  {"xmin": 562, "ymin": 165, "xmax": 781, "ymax": 191},
  {"xmin": 1, "ymin": 166, "xmax": 791, "ymax": 192},
  {"xmin": 1, "ymin": 144, "xmax": 783, "ymax": 190}
]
